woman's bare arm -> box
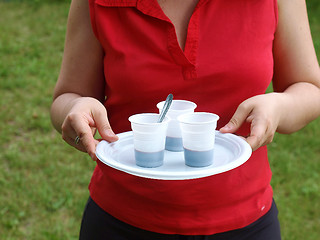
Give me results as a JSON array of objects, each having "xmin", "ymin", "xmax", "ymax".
[
  {"xmin": 50, "ymin": 0, "xmax": 118, "ymax": 159},
  {"xmin": 272, "ymin": 0, "xmax": 320, "ymax": 133},
  {"xmin": 220, "ymin": 0, "xmax": 320, "ymax": 150}
]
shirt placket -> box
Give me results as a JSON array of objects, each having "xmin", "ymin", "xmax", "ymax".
[{"xmin": 137, "ymin": 0, "xmax": 202, "ymax": 81}]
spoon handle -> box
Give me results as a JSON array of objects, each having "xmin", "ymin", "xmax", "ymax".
[{"xmin": 158, "ymin": 94, "xmax": 173, "ymax": 123}]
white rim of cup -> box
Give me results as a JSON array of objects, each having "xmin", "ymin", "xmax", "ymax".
[
  {"xmin": 177, "ymin": 112, "xmax": 220, "ymax": 125},
  {"xmin": 156, "ymin": 100, "xmax": 197, "ymax": 112},
  {"xmin": 128, "ymin": 113, "xmax": 170, "ymax": 125}
]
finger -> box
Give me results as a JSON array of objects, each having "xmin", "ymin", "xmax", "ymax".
[
  {"xmin": 61, "ymin": 121, "xmax": 87, "ymax": 152},
  {"xmin": 61, "ymin": 113, "xmax": 98, "ymax": 159},
  {"xmin": 220, "ymin": 102, "xmax": 253, "ymax": 133},
  {"xmin": 71, "ymin": 118, "xmax": 99, "ymax": 160},
  {"xmin": 62, "ymin": 133, "xmax": 84, "ymax": 152},
  {"xmin": 245, "ymin": 117, "xmax": 268, "ymax": 151},
  {"xmin": 92, "ymin": 107, "xmax": 119, "ymax": 142},
  {"xmin": 64, "ymin": 134, "xmax": 99, "ymax": 157}
]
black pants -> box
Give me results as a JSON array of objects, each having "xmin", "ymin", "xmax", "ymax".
[{"xmin": 79, "ymin": 197, "xmax": 281, "ymax": 240}]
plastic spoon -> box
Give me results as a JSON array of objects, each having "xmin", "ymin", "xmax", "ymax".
[{"xmin": 157, "ymin": 94, "xmax": 173, "ymax": 123}]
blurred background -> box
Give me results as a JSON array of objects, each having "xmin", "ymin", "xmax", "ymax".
[{"xmin": 0, "ymin": 0, "xmax": 319, "ymax": 239}]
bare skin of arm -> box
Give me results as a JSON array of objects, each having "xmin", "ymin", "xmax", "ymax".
[
  {"xmin": 220, "ymin": 0, "xmax": 320, "ymax": 151},
  {"xmin": 50, "ymin": 0, "xmax": 118, "ymax": 160}
]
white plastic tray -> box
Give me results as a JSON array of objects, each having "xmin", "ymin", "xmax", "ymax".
[{"xmin": 96, "ymin": 131, "xmax": 252, "ymax": 180}]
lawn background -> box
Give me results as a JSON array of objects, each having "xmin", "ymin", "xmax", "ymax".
[{"xmin": 0, "ymin": 0, "xmax": 319, "ymax": 239}]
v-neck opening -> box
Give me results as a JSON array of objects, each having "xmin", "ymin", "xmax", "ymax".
[
  {"xmin": 155, "ymin": 0, "xmax": 196, "ymax": 53},
  {"xmin": 137, "ymin": 0, "xmax": 202, "ymax": 66}
]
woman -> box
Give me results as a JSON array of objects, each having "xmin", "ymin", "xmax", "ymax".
[{"xmin": 50, "ymin": 0, "xmax": 320, "ymax": 239}]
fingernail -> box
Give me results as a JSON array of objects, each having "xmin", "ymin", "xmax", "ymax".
[
  {"xmin": 105, "ymin": 129, "xmax": 115, "ymax": 137},
  {"xmin": 221, "ymin": 124, "xmax": 231, "ymax": 130}
]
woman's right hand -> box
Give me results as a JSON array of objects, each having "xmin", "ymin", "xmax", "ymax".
[{"xmin": 60, "ymin": 96, "xmax": 119, "ymax": 161}]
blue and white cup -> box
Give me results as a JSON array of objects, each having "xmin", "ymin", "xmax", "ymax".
[
  {"xmin": 129, "ymin": 113, "xmax": 169, "ymax": 168},
  {"xmin": 178, "ymin": 112, "xmax": 219, "ymax": 167},
  {"xmin": 157, "ymin": 100, "xmax": 197, "ymax": 152}
]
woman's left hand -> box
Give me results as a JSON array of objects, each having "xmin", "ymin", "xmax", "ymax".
[{"xmin": 220, "ymin": 93, "xmax": 284, "ymax": 151}]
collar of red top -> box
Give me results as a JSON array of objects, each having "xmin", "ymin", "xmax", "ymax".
[{"xmin": 95, "ymin": 0, "xmax": 209, "ymax": 22}]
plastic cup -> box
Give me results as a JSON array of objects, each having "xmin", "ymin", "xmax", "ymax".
[
  {"xmin": 128, "ymin": 113, "xmax": 169, "ymax": 168},
  {"xmin": 178, "ymin": 112, "xmax": 220, "ymax": 167},
  {"xmin": 157, "ymin": 100, "xmax": 197, "ymax": 152}
]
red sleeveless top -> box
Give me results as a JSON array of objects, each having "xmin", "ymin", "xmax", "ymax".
[{"xmin": 88, "ymin": 0, "xmax": 278, "ymax": 235}]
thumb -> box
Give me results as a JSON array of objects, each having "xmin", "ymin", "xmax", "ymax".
[
  {"xmin": 220, "ymin": 103, "xmax": 252, "ymax": 133},
  {"xmin": 93, "ymin": 108, "xmax": 119, "ymax": 142}
]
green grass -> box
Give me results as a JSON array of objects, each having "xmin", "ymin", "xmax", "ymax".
[
  {"xmin": 0, "ymin": 1, "xmax": 319, "ymax": 239},
  {"xmin": 269, "ymin": 122, "xmax": 320, "ymax": 240},
  {"xmin": 0, "ymin": 2, "xmax": 95, "ymax": 239}
]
